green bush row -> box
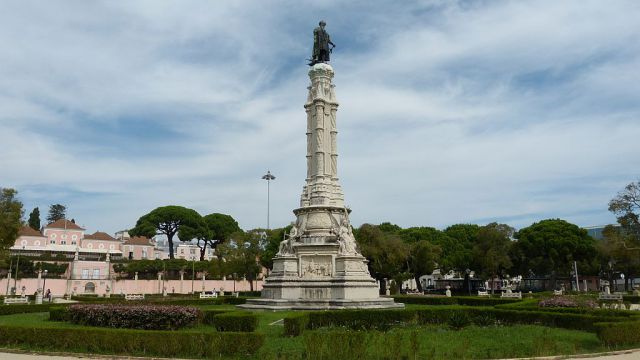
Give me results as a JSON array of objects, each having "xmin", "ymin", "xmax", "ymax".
[
  {"xmin": 48, "ymin": 306, "xmax": 69, "ymax": 322},
  {"xmin": 213, "ymin": 312, "xmax": 259, "ymax": 332},
  {"xmin": 623, "ymin": 295, "xmax": 640, "ymax": 304},
  {"xmin": 0, "ymin": 324, "xmax": 263, "ymax": 357},
  {"xmin": 284, "ymin": 306, "xmax": 629, "ymax": 336},
  {"xmin": 70, "ymin": 295, "xmax": 250, "ymax": 306},
  {"xmin": 595, "ymin": 321, "xmax": 640, "ymax": 346},
  {"xmin": 0, "ymin": 304, "xmax": 54, "ymax": 316},
  {"xmin": 392, "ymin": 295, "xmax": 521, "ymax": 306},
  {"xmin": 202, "ymin": 309, "xmax": 232, "ymax": 325}
]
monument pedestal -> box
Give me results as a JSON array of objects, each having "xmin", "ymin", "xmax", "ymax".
[{"xmin": 239, "ymin": 63, "xmax": 402, "ymax": 310}]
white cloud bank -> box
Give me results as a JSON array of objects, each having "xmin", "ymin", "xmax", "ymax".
[{"xmin": 0, "ymin": 0, "xmax": 639, "ymax": 233}]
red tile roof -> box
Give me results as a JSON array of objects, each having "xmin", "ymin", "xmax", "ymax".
[
  {"xmin": 18, "ymin": 226, "xmax": 44, "ymax": 237},
  {"xmin": 45, "ymin": 219, "xmax": 84, "ymax": 231},
  {"xmin": 123, "ymin": 236, "xmax": 153, "ymax": 246},
  {"xmin": 84, "ymin": 231, "xmax": 117, "ymax": 241}
]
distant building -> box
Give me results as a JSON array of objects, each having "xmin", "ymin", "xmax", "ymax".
[{"xmin": 583, "ymin": 224, "xmax": 621, "ymax": 240}]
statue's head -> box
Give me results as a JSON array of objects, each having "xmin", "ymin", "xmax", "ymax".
[{"xmin": 319, "ymin": 20, "xmax": 326, "ymax": 27}]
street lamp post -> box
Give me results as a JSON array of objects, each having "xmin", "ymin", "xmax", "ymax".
[{"xmin": 261, "ymin": 170, "xmax": 276, "ymax": 230}]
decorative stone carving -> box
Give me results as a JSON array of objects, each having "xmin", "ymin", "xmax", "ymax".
[{"xmin": 301, "ymin": 256, "xmax": 332, "ymax": 278}]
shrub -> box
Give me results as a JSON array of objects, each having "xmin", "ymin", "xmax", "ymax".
[
  {"xmin": 214, "ymin": 312, "xmax": 259, "ymax": 332},
  {"xmin": 284, "ymin": 313, "xmax": 310, "ymax": 337},
  {"xmin": 48, "ymin": 306, "xmax": 69, "ymax": 322},
  {"xmin": 202, "ymin": 309, "xmax": 232, "ymax": 325},
  {"xmin": 68, "ymin": 304, "xmax": 201, "ymax": 330},
  {"xmin": 473, "ymin": 313, "xmax": 496, "ymax": 327},
  {"xmin": 447, "ymin": 311, "xmax": 471, "ymax": 330},
  {"xmin": 0, "ymin": 304, "xmax": 53, "ymax": 316},
  {"xmin": 307, "ymin": 309, "xmax": 417, "ymax": 331},
  {"xmin": 595, "ymin": 321, "xmax": 640, "ymax": 346},
  {"xmin": 539, "ymin": 296, "xmax": 597, "ymax": 309},
  {"xmin": 0, "ymin": 325, "xmax": 263, "ymax": 357},
  {"xmin": 623, "ymin": 295, "xmax": 640, "ymax": 304}
]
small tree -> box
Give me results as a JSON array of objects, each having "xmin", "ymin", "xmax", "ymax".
[
  {"xmin": 46, "ymin": 204, "xmax": 66, "ymax": 224},
  {"xmin": 608, "ymin": 180, "xmax": 640, "ymax": 248},
  {"xmin": 28, "ymin": 207, "xmax": 40, "ymax": 230}
]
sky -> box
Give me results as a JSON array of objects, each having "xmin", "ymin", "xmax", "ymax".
[{"xmin": 1, "ymin": 0, "xmax": 639, "ymax": 235}]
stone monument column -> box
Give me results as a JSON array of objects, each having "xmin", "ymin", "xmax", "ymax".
[{"xmin": 241, "ymin": 62, "xmax": 402, "ymax": 310}]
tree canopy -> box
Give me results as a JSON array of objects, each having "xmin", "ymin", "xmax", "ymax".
[
  {"xmin": 130, "ymin": 206, "xmax": 201, "ymax": 259},
  {"xmin": 180, "ymin": 213, "xmax": 241, "ymax": 261},
  {"xmin": 0, "ymin": 188, "xmax": 24, "ymax": 257},
  {"xmin": 46, "ymin": 204, "xmax": 66, "ymax": 224},
  {"xmin": 217, "ymin": 229, "xmax": 265, "ymax": 291},
  {"xmin": 510, "ymin": 219, "xmax": 599, "ymax": 277}
]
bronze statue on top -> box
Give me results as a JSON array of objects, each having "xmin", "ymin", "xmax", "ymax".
[{"xmin": 309, "ymin": 20, "xmax": 335, "ymax": 66}]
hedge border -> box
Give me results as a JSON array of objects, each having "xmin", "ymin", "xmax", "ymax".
[
  {"xmin": 284, "ymin": 306, "xmax": 631, "ymax": 336},
  {"xmin": 392, "ymin": 295, "xmax": 522, "ymax": 306},
  {"xmin": 213, "ymin": 312, "xmax": 259, "ymax": 332},
  {"xmin": 595, "ymin": 321, "xmax": 640, "ymax": 346},
  {"xmin": 0, "ymin": 324, "xmax": 264, "ymax": 357}
]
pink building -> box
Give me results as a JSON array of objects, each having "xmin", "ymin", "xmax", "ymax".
[{"xmin": 122, "ymin": 236, "xmax": 159, "ymax": 260}]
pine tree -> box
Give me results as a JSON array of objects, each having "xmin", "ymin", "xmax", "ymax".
[
  {"xmin": 46, "ymin": 204, "xmax": 66, "ymax": 224},
  {"xmin": 28, "ymin": 207, "xmax": 40, "ymax": 230}
]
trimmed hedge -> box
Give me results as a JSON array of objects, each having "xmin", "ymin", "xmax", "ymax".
[
  {"xmin": 392, "ymin": 295, "xmax": 521, "ymax": 306},
  {"xmin": 284, "ymin": 306, "xmax": 630, "ymax": 336},
  {"xmin": 307, "ymin": 309, "xmax": 417, "ymax": 331},
  {"xmin": 595, "ymin": 321, "xmax": 640, "ymax": 346},
  {"xmin": 284, "ymin": 313, "xmax": 310, "ymax": 336},
  {"xmin": 48, "ymin": 306, "xmax": 69, "ymax": 322},
  {"xmin": 0, "ymin": 304, "xmax": 53, "ymax": 316},
  {"xmin": 202, "ymin": 309, "xmax": 232, "ymax": 325},
  {"xmin": 68, "ymin": 304, "xmax": 202, "ymax": 330},
  {"xmin": 623, "ymin": 295, "xmax": 640, "ymax": 304},
  {"xmin": 213, "ymin": 312, "xmax": 259, "ymax": 332},
  {"xmin": 0, "ymin": 325, "xmax": 263, "ymax": 357}
]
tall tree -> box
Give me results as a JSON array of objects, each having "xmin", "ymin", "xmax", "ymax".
[
  {"xmin": 472, "ymin": 223, "xmax": 514, "ymax": 294},
  {"xmin": 46, "ymin": 204, "xmax": 66, "ymax": 224},
  {"xmin": 510, "ymin": 219, "xmax": 599, "ymax": 277},
  {"xmin": 28, "ymin": 207, "xmax": 40, "ymax": 230},
  {"xmin": 0, "ymin": 188, "xmax": 24, "ymax": 255},
  {"xmin": 130, "ymin": 206, "xmax": 201, "ymax": 259}
]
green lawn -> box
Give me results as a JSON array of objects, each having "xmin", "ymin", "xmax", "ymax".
[{"xmin": 0, "ymin": 307, "xmax": 618, "ymax": 359}]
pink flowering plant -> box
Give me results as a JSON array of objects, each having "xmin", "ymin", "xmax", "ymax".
[
  {"xmin": 68, "ymin": 304, "xmax": 202, "ymax": 330},
  {"xmin": 538, "ymin": 296, "xmax": 597, "ymax": 309}
]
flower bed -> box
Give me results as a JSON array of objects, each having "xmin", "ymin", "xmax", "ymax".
[
  {"xmin": 68, "ymin": 304, "xmax": 201, "ymax": 330},
  {"xmin": 538, "ymin": 296, "xmax": 597, "ymax": 309}
]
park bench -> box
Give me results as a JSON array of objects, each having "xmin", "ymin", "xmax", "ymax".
[
  {"xmin": 3, "ymin": 297, "xmax": 29, "ymax": 305},
  {"xmin": 629, "ymin": 304, "xmax": 640, "ymax": 311},
  {"xmin": 598, "ymin": 293, "xmax": 623, "ymax": 301},
  {"xmin": 500, "ymin": 292, "xmax": 522, "ymax": 299},
  {"xmin": 199, "ymin": 292, "xmax": 218, "ymax": 299},
  {"xmin": 553, "ymin": 290, "xmax": 563, "ymax": 296},
  {"xmin": 477, "ymin": 290, "xmax": 489, "ymax": 297},
  {"xmin": 125, "ymin": 294, "xmax": 145, "ymax": 301}
]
